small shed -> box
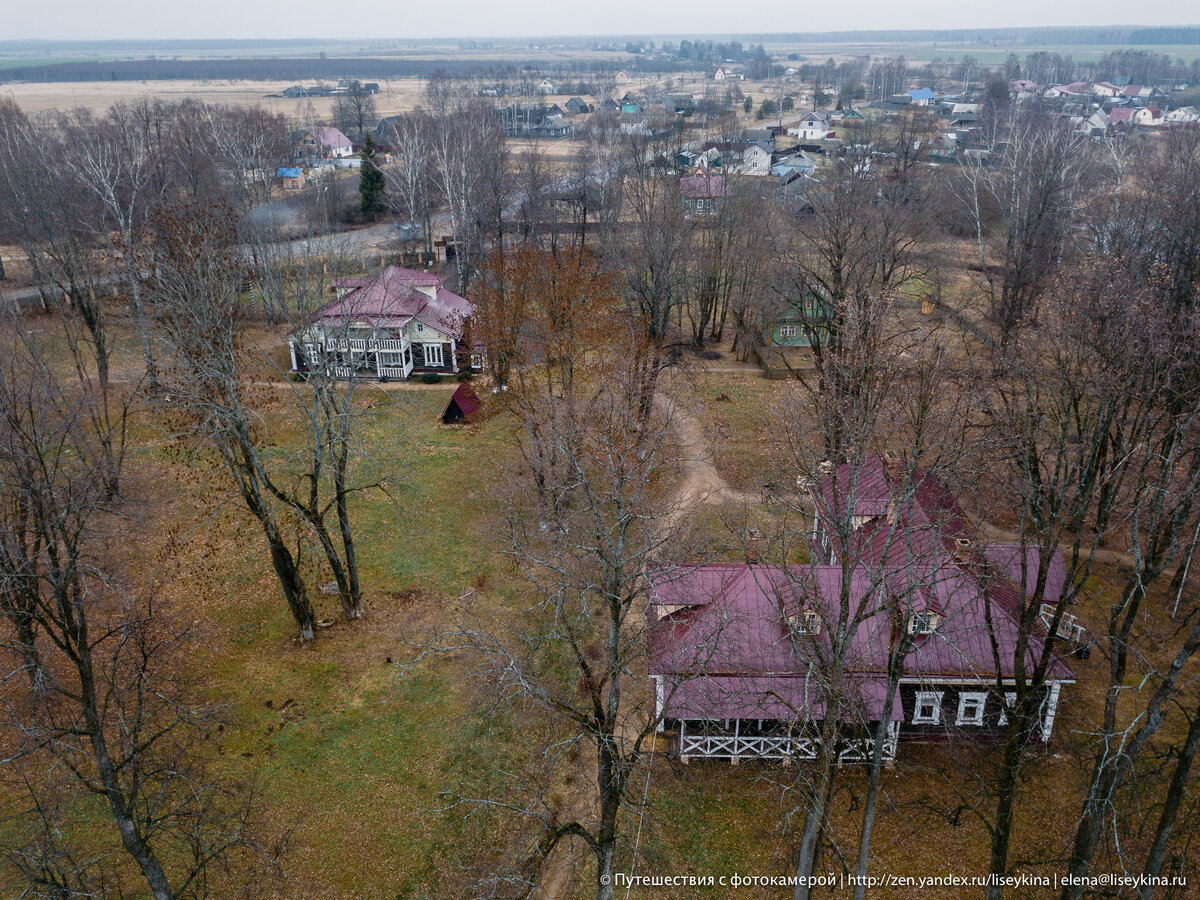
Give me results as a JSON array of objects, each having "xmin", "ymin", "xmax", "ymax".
[
  {"xmin": 441, "ymin": 383, "xmax": 481, "ymax": 425},
  {"xmin": 276, "ymin": 167, "xmax": 304, "ymax": 189}
]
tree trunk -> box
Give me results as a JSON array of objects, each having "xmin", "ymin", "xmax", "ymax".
[
  {"xmin": 265, "ymin": 534, "xmax": 315, "ymax": 641},
  {"xmin": 1139, "ymin": 701, "xmax": 1200, "ymax": 899},
  {"xmin": 336, "ymin": 482, "xmax": 362, "ymax": 617},
  {"xmin": 123, "ymin": 264, "xmax": 158, "ymax": 395},
  {"xmin": 307, "ymin": 513, "xmax": 356, "ymax": 619},
  {"xmin": 795, "ymin": 721, "xmax": 839, "ymax": 900},
  {"xmin": 79, "ymin": 653, "xmax": 175, "ymax": 900},
  {"xmin": 986, "ymin": 726, "xmax": 1027, "ymax": 900},
  {"xmin": 854, "ymin": 666, "xmax": 903, "ymax": 900}
]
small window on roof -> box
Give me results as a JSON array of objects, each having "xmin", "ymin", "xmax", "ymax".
[
  {"xmin": 788, "ymin": 609, "xmax": 822, "ymax": 635},
  {"xmin": 907, "ymin": 611, "xmax": 941, "ymax": 635}
]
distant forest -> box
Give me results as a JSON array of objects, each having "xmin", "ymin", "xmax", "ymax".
[
  {"xmin": 749, "ymin": 26, "xmax": 1200, "ymax": 45},
  {"xmin": 0, "ymin": 56, "xmax": 692, "ymax": 84}
]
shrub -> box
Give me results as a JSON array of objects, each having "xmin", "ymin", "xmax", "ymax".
[
  {"xmin": 420, "ymin": 372, "xmax": 443, "ymax": 384},
  {"xmin": 455, "ymin": 370, "xmax": 474, "ymax": 382}
]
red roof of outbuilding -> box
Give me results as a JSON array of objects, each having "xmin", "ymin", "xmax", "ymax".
[{"xmin": 447, "ymin": 383, "xmax": 481, "ymax": 420}]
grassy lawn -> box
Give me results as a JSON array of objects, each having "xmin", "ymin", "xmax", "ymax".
[
  {"xmin": 689, "ymin": 373, "xmax": 798, "ymax": 494},
  {"xmin": 14, "ymin": 310, "xmax": 1195, "ymax": 898}
]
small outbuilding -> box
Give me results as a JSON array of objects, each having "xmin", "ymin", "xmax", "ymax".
[{"xmin": 441, "ymin": 383, "xmax": 482, "ymax": 424}]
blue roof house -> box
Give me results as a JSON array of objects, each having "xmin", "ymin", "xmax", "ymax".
[{"xmin": 907, "ymin": 87, "xmax": 937, "ymax": 106}]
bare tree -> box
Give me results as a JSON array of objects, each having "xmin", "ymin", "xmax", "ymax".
[
  {"xmin": 383, "ymin": 112, "xmax": 435, "ymax": 260},
  {"xmin": 333, "ymin": 83, "xmax": 377, "ymax": 144},
  {"xmin": 958, "ymin": 106, "xmax": 1087, "ymax": 346},
  {"xmin": 151, "ymin": 202, "xmax": 317, "ymax": 641},
  {"xmin": 0, "ymin": 334, "xmax": 270, "ymax": 899},
  {"xmin": 62, "ymin": 103, "xmax": 166, "ymax": 393},
  {"xmin": 422, "ymin": 249, "xmax": 696, "ymax": 899},
  {"xmin": 602, "ymin": 131, "xmax": 691, "ymax": 344},
  {"xmin": 972, "ymin": 260, "xmax": 1200, "ymax": 900}
]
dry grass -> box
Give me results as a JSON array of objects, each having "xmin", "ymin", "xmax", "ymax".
[{"xmin": 9, "ymin": 301, "xmax": 1199, "ymax": 898}]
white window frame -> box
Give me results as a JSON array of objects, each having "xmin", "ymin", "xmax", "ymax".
[
  {"xmin": 789, "ymin": 610, "xmax": 822, "ymax": 634},
  {"xmin": 998, "ymin": 692, "xmax": 1017, "ymax": 726},
  {"xmin": 779, "ymin": 324, "xmax": 797, "ymax": 338},
  {"xmin": 908, "ymin": 611, "xmax": 939, "ymax": 635},
  {"xmin": 912, "ymin": 691, "xmax": 943, "ymax": 725},
  {"xmin": 956, "ymin": 691, "xmax": 988, "ymax": 726},
  {"xmin": 423, "ymin": 343, "xmax": 444, "ymax": 367},
  {"xmin": 415, "ymin": 322, "xmax": 424, "ymax": 333}
]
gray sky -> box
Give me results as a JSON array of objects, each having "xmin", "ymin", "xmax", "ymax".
[{"xmin": 5, "ymin": 0, "xmax": 1196, "ymax": 41}]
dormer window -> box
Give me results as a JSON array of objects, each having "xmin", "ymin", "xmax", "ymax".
[
  {"xmin": 788, "ymin": 610, "xmax": 822, "ymax": 634},
  {"xmin": 907, "ymin": 611, "xmax": 941, "ymax": 635}
]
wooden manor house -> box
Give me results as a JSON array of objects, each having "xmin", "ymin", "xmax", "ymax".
[
  {"xmin": 288, "ymin": 267, "xmax": 477, "ymax": 381},
  {"xmin": 648, "ymin": 456, "xmax": 1078, "ymax": 764}
]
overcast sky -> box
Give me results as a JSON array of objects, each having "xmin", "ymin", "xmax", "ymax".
[{"xmin": 5, "ymin": 0, "xmax": 1196, "ymax": 42}]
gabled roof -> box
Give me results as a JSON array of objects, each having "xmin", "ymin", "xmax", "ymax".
[
  {"xmin": 443, "ymin": 383, "xmax": 482, "ymax": 422},
  {"xmin": 907, "ymin": 87, "xmax": 937, "ymax": 101},
  {"xmin": 276, "ymin": 167, "xmax": 302, "ymax": 178},
  {"xmin": 311, "ymin": 267, "xmax": 472, "ymax": 338},
  {"xmin": 313, "ymin": 126, "xmax": 353, "ymax": 149},
  {"xmin": 680, "ymin": 173, "xmax": 730, "ymax": 199}
]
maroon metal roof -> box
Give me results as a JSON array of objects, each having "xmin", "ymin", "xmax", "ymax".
[
  {"xmin": 648, "ymin": 459, "xmax": 1076, "ymax": 721},
  {"xmin": 314, "ymin": 267, "xmax": 472, "ymax": 339},
  {"xmin": 447, "ymin": 383, "xmax": 481, "ymax": 420},
  {"xmin": 680, "ymin": 173, "xmax": 730, "ymax": 199},
  {"xmin": 663, "ymin": 673, "xmax": 903, "ymax": 723}
]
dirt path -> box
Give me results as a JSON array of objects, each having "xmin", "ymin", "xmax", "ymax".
[{"xmin": 657, "ymin": 385, "xmax": 757, "ymax": 523}]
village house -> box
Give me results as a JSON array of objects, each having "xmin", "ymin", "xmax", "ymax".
[
  {"xmin": 790, "ymin": 109, "xmax": 831, "ymax": 141},
  {"xmin": 564, "ymin": 96, "xmax": 589, "ymax": 115},
  {"xmin": 906, "ymin": 87, "xmax": 937, "ymax": 106},
  {"xmin": 770, "ymin": 150, "xmax": 816, "ymax": 179},
  {"xmin": 288, "ymin": 267, "xmax": 474, "ymax": 381},
  {"xmin": 1045, "ymin": 81, "xmax": 1090, "ymax": 99},
  {"xmin": 735, "ymin": 142, "xmax": 773, "ymax": 176},
  {"xmin": 679, "ymin": 173, "xmax": 730, "ymax": 215},
  {"xmin": 1008, "ymin": 79, "xmax": 1039, "ymax": 100},
  {"xmin": 1131, "ymin": 106, "xmax": 1164, "ymax": 126},
  {"xmin": 648, "ymin": 456, "xmax": 1077, "ymax": 763},
  {"xmin": 288, "ymin": 127, "xmax": 354, "ymax": 163}
]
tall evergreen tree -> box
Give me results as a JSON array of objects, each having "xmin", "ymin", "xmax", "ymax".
[{"xmin": 358, "ymin": 134, "xmax": 387, "ymax": 219}]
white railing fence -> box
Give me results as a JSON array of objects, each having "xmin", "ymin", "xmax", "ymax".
[{"xmin": 678, "ymin": 721, "xmax": 899, "ymax": 763}]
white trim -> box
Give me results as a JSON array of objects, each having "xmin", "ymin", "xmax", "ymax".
[
  {"xmin": 1041, "ymin": 682, "xmax": 1062, "ymax": 741},
  {"xmin": 423, "ymin": 342, "xmax": 444, "ymax": 367},
  {"xmin": 998, "ymin": 692, "xmax": 1017, "ymax": 726},
  {"xmin": 913, "ymin": 691, "xmax": 943, "ymax": 725},
  {"xmin": 956, "ymin": 691, "xmax": 988, "ymax": 726},
  {"xmin": 898, "ymin": 677, "xmax": 1077, "ymax": 686},
  {"xmin": 655, "ymin": 676, "xmax": 664, "ymax": 731}
]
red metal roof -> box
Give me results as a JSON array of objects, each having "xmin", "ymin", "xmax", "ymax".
[
  {"xmin": 648, "ymin": 458, "xmax": 1076, "ymax": 721},
  {"xmin": 447, "ymin": 383, "xmax": 481, "ymax": 420},
  {"xmin": 314, "ymin": 267, "xmax": 471, "ymax": 339},
  {"xmin": 680, "ymin": 174, "xmax": 730, "ymax": 199}
]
